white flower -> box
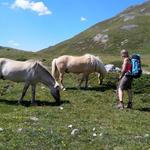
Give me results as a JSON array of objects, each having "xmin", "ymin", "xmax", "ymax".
[
  {"xmin": 144, "ymin": 134, "xmax": 149, "ymax": 138},
  {"xmin": 30, "ymin": 117, "xmax": 39, "ymax": 121},
  {"xmin": 59, "ymin": 106, "xmax": 64, "ymax": 110},
  {"xmin": 41, "ymin": 86, "xmax": 45, "ymax": 89},
  {"xmin": 18, "ymin": 128, "xmax": 22, "ymax": 132},
  {"xmin": 99, "ymin": 133, "xmax": 103, "ymax": 137},
  {"xmin": 0, "ymin": 128, "xmax": 3, "ymax": 131},
  {"xmin": 92, "ymin": 127, "xmax": 96, "ymax": 131},
  {"xmin": 93, "ymin": 133, "xmax": 97, "ymax": 137},
  {"xmin": 68, "ymin": 124, "xmax": 73, "ymax": 128}
]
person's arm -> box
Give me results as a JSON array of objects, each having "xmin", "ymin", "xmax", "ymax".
[{"xmin": 119, "ymin": 58, "xmax": 128, "ymax": 80}]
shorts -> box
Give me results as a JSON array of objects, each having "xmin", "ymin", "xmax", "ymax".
[{"xmin": 118, "ymin": 75, "xmax": 133, "ymax": 90}]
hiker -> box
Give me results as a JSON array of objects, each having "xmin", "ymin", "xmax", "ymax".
[{"xmin": 116, "ymin": 49, "xmax": 133, "ymax": 109}]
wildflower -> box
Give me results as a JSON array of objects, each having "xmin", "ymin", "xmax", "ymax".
[
  {"xmin": 0, "ymin": 128, "xmax": 3, "ymax": 131},
  {"xmin": 93, "ymin": 133, "xmax": 97, "ymax": 137},
  {"xmin": 68, "ymin": 124, "xmax": 73, "ymax": 128},
  {"xmin": 18, "ymin": 128, "xmax": 22, "ymax": 132},
  {"xmin": 30, "ymin": 117, "xmax": 39, "ymax": 121}
]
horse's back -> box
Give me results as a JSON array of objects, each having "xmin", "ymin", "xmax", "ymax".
[
  {"xmin": 0, "ymin": 58, "xmax": 39, "ymax": 82},
  {"xmin": 55, "ymin": 54, "xmax": 92, "ymax": 73}
]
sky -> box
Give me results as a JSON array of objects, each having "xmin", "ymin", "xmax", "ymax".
[{"xmin": 0, "ymin": 0, "xmax": 146, "ymax": 52}]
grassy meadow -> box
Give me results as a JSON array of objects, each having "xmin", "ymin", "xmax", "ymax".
[
  {"xmin": 1, "ymin": 1, "xmax": 150, "ymax": 149},
  {"xmin": 0, "ymin": 51, "xmax": 150, "ymax": 150}
]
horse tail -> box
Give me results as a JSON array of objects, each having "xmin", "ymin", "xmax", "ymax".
[{"xmin": 52, "ymin": 59, "xmax": 59, "ymax": 80}]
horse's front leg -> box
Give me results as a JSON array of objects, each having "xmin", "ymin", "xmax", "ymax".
[
  {"xmin": 98, "ymin": 73, "xmax": 103, "ymax": 85},
  {"xmin": 31, "ymin": 84, "xmax": 36, "ymax": 105},
  {"xmin": 78, "ymin": 74, "xmax": 84, "ymax": 89},
  {"xmin": 84, "ymin": 74, "xmax": 89, "ymax": 89},
  {"xmin": 59, "ymin": 73, "xmax": 66, "ymax": 91},
  {"xmin": 18, "ymin": 82, "xmax": 30, "ymax": 104}
]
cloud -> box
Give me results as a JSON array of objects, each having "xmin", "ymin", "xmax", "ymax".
[
  {"xmin": 8, "ymin": 40, "xmax": 20, "ymax": 47},
  {"xmin": 80, "ymin": 17, "xmax": 87, "ymax": 22},
  {"xmin": 11, "ymin": 0, "xmax": 52, "ymax": 16}
]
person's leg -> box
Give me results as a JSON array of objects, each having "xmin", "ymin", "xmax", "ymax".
[
  {"xmin": 118, "ymin": 87, "xmax": 124, "ymax": 102},
  {"xmin": 116, "ymin": 77, "xmax": 125, "ymax": 109},
  {"xmin": 128, "ymin": 89, "xmax": 132, "ymax": 102},
  {"xmin": 126, "ymin": 77, "xmax": 133, "ymax": 109},
  {"xmin": 127, "ymin": 89, "xmax": 132, "ymax": 108},
  {"xmin": 115, "ymin": 87, "xmax": 124, "ymax": 109}
]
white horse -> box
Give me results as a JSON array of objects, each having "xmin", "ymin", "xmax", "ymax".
[
  {"xmin": 52, "ymin": 54, "xmax": 107, "ymax": 90},
  {"xmin": 0, "ymin": 58, "xmax": 61, "ymax": 105}
]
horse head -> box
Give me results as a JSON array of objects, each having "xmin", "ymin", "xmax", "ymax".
[{"xmin": 51, "ymin": 81, "xmax": 61, "ymax": 105}]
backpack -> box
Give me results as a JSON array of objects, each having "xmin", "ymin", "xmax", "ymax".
[
  {"xmin": 130, "ymin": 54, "xmax": 142, "ymax": 78},
  {"xmin": 125, "ymin": 54, "xmax": 142, "ymax": 78}
]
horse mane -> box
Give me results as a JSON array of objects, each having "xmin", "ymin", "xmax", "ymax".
[
  {"xmin": 33, "ymin": 60, "xmax": 55, "ymax": 79},
  {"xmin": 26, "ymin": 59, "xmax": 48, "ymax": 70},
  {"xmin": 85, "ymin": 54, "xmax": 106, "ymax": 76}
]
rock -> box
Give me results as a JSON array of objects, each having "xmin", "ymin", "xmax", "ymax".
[
  {"xmin": 140, "ymin": 7, "xmax": 150, "ymax": 15},
  {"xmin": 105, "ymin": 64, "xmax": 115, "ymax": 72},
  {"xmin": 140, "ymin": 8, "xmax": 146, "ymax": 13},
  {"xmin": 120, "ymin": 14, "xmax": 135, "ymax": 22},
  {"xmin": 105, "ymin": 64, "xmax": 121, "ymax": 73},
  {"xmin": 93, "ymin": 33, "xmax": 109, "ymax": 43},
  {"xmin": 71, "ymin": 129, "xmax": 79, "ymax": 136},
  {"xmin": 121, "ymin": 24, "xmax": 138, "ymax": 30},
  {"xmin": 115, "ymin": 67, "xmax": 121, "ymax": 73},
  {"xmin": 143, "ymin": 70, "xmax": 150, "ymax": 75},
  {"xmin": 102, "ymin": 29, "xmax": 109, "ymax": 33},
  {"xmin": 121, "ymin": 39, "xmax": 128, "ymax": 46}
]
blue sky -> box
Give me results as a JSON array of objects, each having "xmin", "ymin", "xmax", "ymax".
[{"xmin": 0, "ymin": 0, "xmax": 146, "ymax": 51}]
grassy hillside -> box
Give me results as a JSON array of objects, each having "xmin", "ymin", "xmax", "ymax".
[
  {"xmin": 0, "ymin": 1, "xmax": 150, "ymax": 149},
  {"xmin": 0, "ymin": 46, "xmax": 36, "ymax": 60},
  {"xmin": 0, "ymin": 47, "xmax": 150, "ymax": 150},
  {"xmin": 0, "ymin": 73, "xmax": 150, "ymax": 149},
  {"xmin": 40, "ymin": 1, "xmax": 150, "ymax": 56},
  {"xmin": 0, "ymin": 46, "xmax": 149, "ymax": 149}
]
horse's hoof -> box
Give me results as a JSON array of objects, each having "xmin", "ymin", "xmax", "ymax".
[
  {"xmin": 77, "ymin": 86, "xmax": 81, "ymax": 90},
  {"xmin": 18, "ymin": 100, "xmax": 23, "ymax": 105},
  {"xmin": 63, "ymin": 88, "xmax": 66, "ymax": 91},
  {"xmin": 30, "ymin": 102, "xmax": 37, "ymax": 106},
  {"xmin": 56, "ymin": 101, "xmax": 61, "ymax": 106},
  {"xmin": 61, "ymin": 87, "xmax": 66, "ymax": 91}
]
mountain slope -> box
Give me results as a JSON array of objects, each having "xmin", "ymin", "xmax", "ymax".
[
  {"xmin": 40, "ymin": 1, "xmax": 150, "ymax": 55},
  {"xmin": 0, "ymin": 46, "xmax": 37, "ymax": 60}
]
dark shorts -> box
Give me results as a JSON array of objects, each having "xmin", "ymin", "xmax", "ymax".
[{"xmin": 118, "ymin": 76, "xmax": 133, "ymax": 90}]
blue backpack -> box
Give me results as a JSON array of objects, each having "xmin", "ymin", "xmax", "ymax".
[
  {"xmin": 125, "ymin": 54, "xmax": 142, "ymax": 78},
  {"xmin": 130, "ymin": 54, "xmax": 142, "ymax": 78}
]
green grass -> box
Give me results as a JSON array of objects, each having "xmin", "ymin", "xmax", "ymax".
[
  {"xmin": 1, "ymin": 2, "xmax": 150, "ymax": 147},
  {"xmin": 0, "ymin": 73, "xmax": 150, "ymax": 150}
]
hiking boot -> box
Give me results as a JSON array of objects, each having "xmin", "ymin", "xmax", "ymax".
[
  {"xmin": 115, "ymin": 101, "xmax": 124, "ymax": 110},
  {"xmin": 127, "ymin": 102, "xmax": 132, "ymax": 109}
]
